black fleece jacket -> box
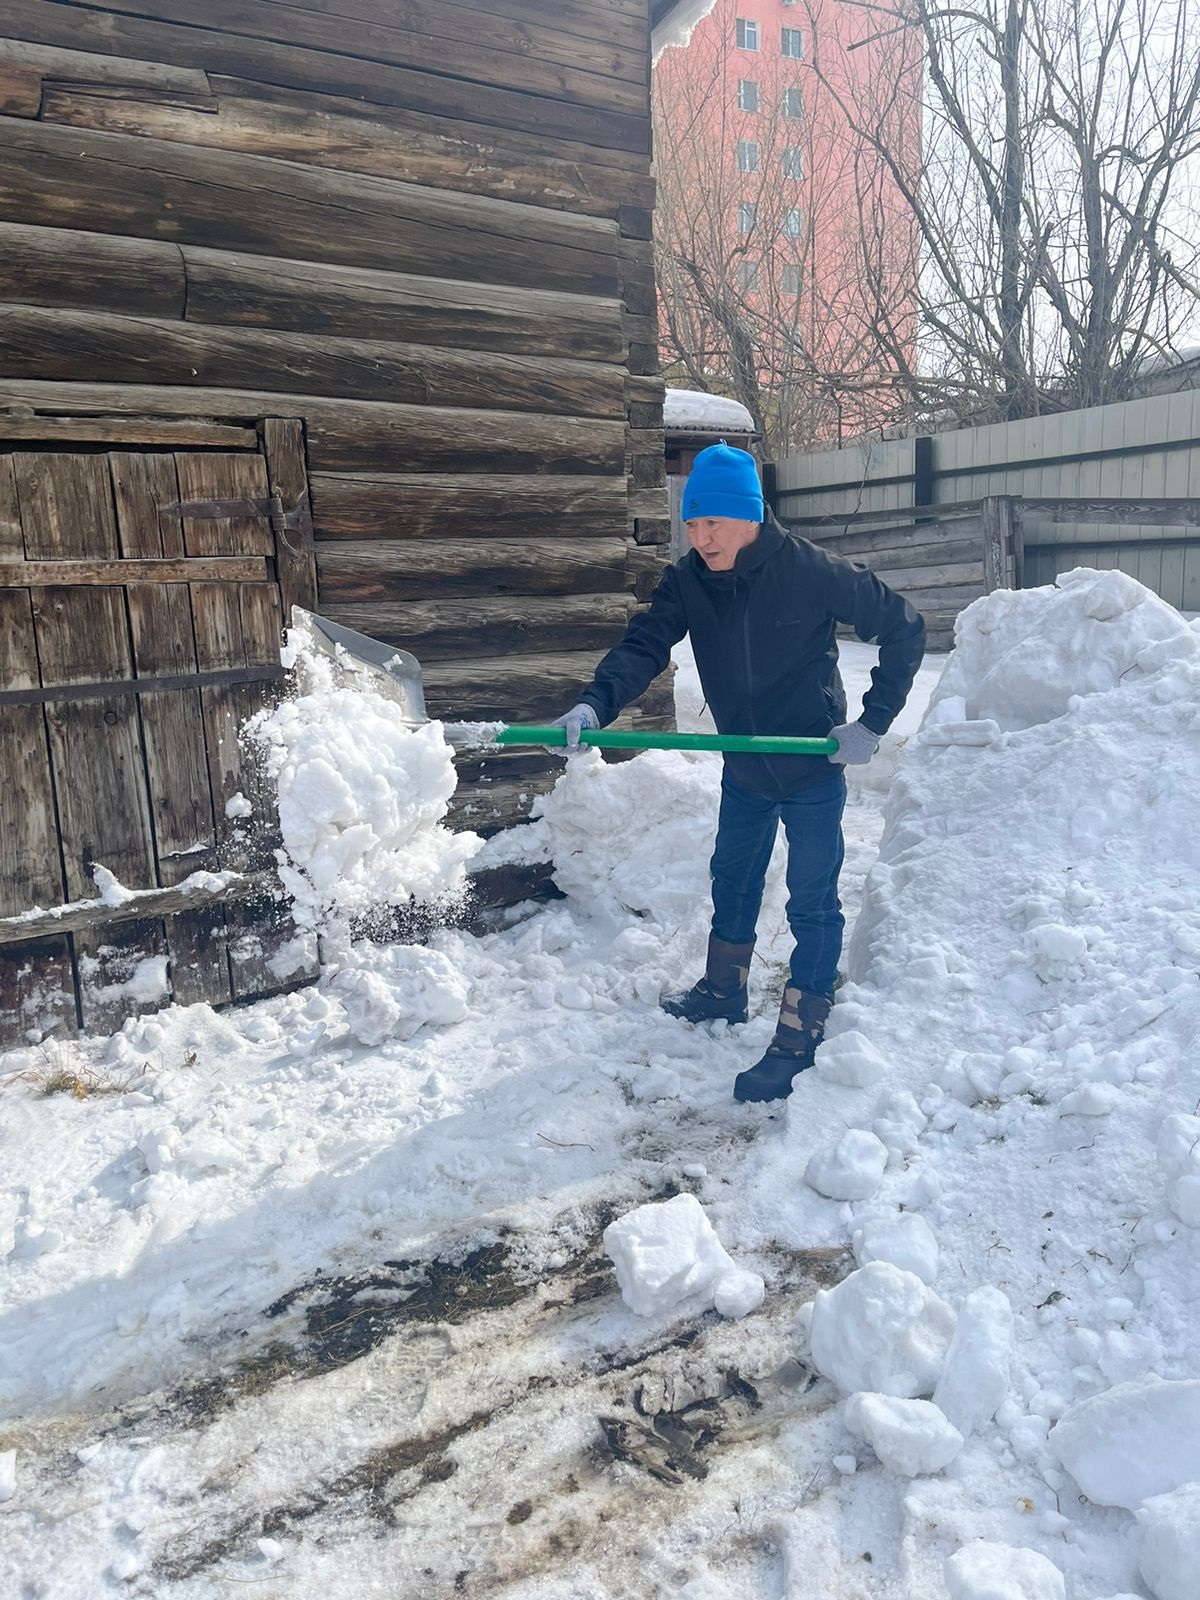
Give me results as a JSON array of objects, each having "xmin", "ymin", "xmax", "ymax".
[{"xmin": 578, "ymin": 518, "xmax": 927, "ymax": 800}]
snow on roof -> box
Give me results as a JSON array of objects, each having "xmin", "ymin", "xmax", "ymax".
[
  {"xmin": 650, "ymin": 0, "xmax": 718, "ymax": 62},
  {"xmin": 663, "ymin": 387, "xmax": 756, "ymax": 435}
]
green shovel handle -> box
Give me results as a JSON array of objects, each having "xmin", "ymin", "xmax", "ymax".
[{"xmin": 498, "ymin": 726, "xmax": 839, "ymax": 756}]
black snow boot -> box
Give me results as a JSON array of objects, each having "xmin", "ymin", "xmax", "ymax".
[
  {"xmin": 733, "ymin": 985, "xmax": 833, "ymax": 1103},
  {"xmin": 661, "ymin": 935, "xmax": 754, "ymax": 1026}
]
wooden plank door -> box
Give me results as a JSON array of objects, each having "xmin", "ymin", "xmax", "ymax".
[{"xmin": 0, "ymin": 420, "xmax": 319, "ymax": 1046}]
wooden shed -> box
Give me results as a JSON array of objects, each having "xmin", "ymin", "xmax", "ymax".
[{"xmin": 0, "ymin": 0, "xmax": 685, "ymax": 1043}]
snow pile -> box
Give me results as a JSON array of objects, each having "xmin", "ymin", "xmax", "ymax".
[
  {"xmin": 743, "ymin": 568, "xmax": 1200, "ymax": 1590},
  {"xmin": 603, "ymin": 1193, "xmax": 764, "ymax": 1319},
  {"xmin": 662, "ymin": 386, "xmax": 755, "ymax": 434},
  {"xmin": 247, "ymin": 617, "xmax": 480, "ymax": 932}
]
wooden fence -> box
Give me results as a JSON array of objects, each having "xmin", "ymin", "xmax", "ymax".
[
  {"xmin": 772, "ymin": 391, "xmax": 1200, "ymax": 613},
  {"xmin": 778, "ymin": 495, "xmax": 1199, "ymax": 650}
]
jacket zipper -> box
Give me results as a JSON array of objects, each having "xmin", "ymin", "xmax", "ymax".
[{"xmin": 739, "ymin": 579, "xmax": 756, "ymax": 734}]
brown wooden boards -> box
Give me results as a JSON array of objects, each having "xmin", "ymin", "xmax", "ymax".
[
  {"xmin": 309, "ymin": 474, "xmax": 630, "ymax": 542},
  {"xmin": 0, "ymin": 383, "xmax": 630, "ymax": 476},
  {"xmin": 316, "ymin": 538, "xmax": 631, "ymax": 603},
  {"xmin": 322, "ymin": 593, "xmax": 634, "ymax": 661}
]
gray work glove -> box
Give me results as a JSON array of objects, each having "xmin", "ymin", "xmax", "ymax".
[
  {"xmin": 830, "ymin": 720, "xmax": 881, "ymax": 766},
  {"xmin": 549, "ymin": 702, "xmax": 599, "ymax": 754}
]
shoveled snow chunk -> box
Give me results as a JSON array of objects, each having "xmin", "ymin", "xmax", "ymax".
[
  {"xmin": 932, "ymin": 1287, "xmax": 1013, "ymax": 1436},
  {"xmin": 1137, "ymin": 1483, "xmax": 1200, "ymax": 1600},
  {"xmin": 1051, "ymin": 1377, "xmax": 1200, "ymax": 1508},
  {"xmin": 1059, "ymin": 1082, "xmax": 1120, "ymax": 1116},
  {"xmin": 815, "ymin": 1030, "xmax": 888, "ymax": 1086},
  {"xmin": 0, "ymin": 1450, "xmax": 14, "ymax": 1502},
  {"xmin": 852, "ymin": 1212, "xmax": 939, "ymax": 1284},
  {"xmin": 844, "ymin": 1392, "xmax": 963, "ymax": 1476},
  {"xmin": 1156, "ymin": 1113, "xmax": 1200, "ymax": 1178},
  {"xmin": 805, "ymin": 1128, "xmax": 888, "ymax": 1200},
  {"xmin": 809, "ymin": 1262, "xmax": 957, "ymax": 1397},
  {"xmin": 326, "ymin": 944, "xmax": 468, "ymax": 1046},
  {"xmin": 1168, "ymin": 1174, "xmax": 1200, "ymax": 1227},
  {"xmin": 713, "ymin": 1266, "xmax": 766, "ymax": 1319},
  {"xmin": 945, "ymin": 1541, "xmax": 1065, "ymax": 1600},
  {"xmin": 603, "ymin": 1194, "xmax": 762, "ymax": 1320}
]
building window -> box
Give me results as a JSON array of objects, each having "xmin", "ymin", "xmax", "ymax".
[
  {"xmin": 782, "ymin": 146, "xmax": 804, "ymax": 178},
  {"xmin": 781, "ymin": 263, "xmax": 802, "ymax": 294},
  {"xmin": 737, "ymin": 139, "xmax": 759, "ymax": 173},
  {"xmin": 737, "ymin": 78, "xmax": 759, "ymax": 112},
  {"xmin": 781, "ymin": 26, "xmax": 804, "ymax": 58},
  {"xmin": 782, "ymin": 86, "xmax": 803, "ymax": 119},
  {"xmin": 736, "ymin": 17, "xmax": 759, "ymax": 49},
  {"xmin": 738, "ymin": 260, "xmax": 760, "ymax": 292},
  {"xmin": 738, "ymin": 201, "xmax": 757, "ymax": 234},
  {"xmin": 783, "ymin": 206, "xmax": 802, "ymax": 237}
]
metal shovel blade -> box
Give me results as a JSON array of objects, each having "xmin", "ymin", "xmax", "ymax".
[{"xmin": 291, "ymin": 607, "xmax": 429, "ymax": 726}]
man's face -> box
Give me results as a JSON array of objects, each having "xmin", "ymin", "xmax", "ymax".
[{"xmin": 686, "ymin": 517, "xmax": 761, "ymax": 571}]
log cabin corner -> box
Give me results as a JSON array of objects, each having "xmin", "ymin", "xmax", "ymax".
[{"xmin": 0, "ymin": 0, "xmax": 691, "ymax": 1041}]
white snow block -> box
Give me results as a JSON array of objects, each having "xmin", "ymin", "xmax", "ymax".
[
  {"xmin": 804, "ymin": 1128, "xmax": 888, "ymax": 1201},
  {"xmin": 602, "ymin": 1193, "xmax": 763, "ymax": 1320},
  {"xmin": 1050, "ymin": 1377, "xmax": 1200, "ymax": 1508},
  {"xmin": 933, "ymin": 1286, "xmax": 1013, "ymax": 1437},
  {"xmin": 944, "ymin": 1541, "xmax": 1065, "ymax": 1600},
  {"xmin": 809, "ymin": 1262, "xmax": 956, "ymax": 1398},
  {"xmin": 852, "ymin": 1212, "xmax": 939, "ymax": 1284},
  {"xmin": 814, "ymin": 1030, "xmax": 888, "ymax": 1087},
  {"xmin": 1157, "ymin": 1113, "xmax": 1200, "ymax": 1178},
  {"xmin": 1138, "ymin": 1483, "xmax": 1200, "ymax": 1600},
  {"xmin": 843, "ymin": 1392, "xmax": 963, "ymax": 1476}
]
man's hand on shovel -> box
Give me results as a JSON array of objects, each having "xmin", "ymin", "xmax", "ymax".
[{"xmin": 549, "ymin": 703, "xmax": 599, "ymax": 754}]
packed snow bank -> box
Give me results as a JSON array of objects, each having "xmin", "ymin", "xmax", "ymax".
[
  {"xmin": 247, "ymin": 617, "xmax": 479, "ymax": 931},
  {"xmin": 741, "ymin": 568, "xmax": 1200, "ymax": 1593}
]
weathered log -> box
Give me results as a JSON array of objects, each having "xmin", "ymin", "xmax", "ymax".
[
  {"xmin": 0, "ymin": 379, "xmax": 630, "ymax": 475},
  {"xmin": 0, "ymin": 118, "xmax": 622, "ymax": 295},
  {"xmin": 320, "ymin": 593, "xmax": 634, "ymax": 661},
  {"xmin": 73, "ymin": 0, "xmax": 648, "ymax": 113},
  {"xmin": 421, "ymin": 649, "xmax": 609, "ymax": 722},
  {"xmin": 0, "ymin": 306, "xmax": 628, "ymax": 419},
  {"xmin": 309, "ymin": 473, "xmax": 629, "ymax": 542},
  {"xmin": 316, "ymin": 539, "xmax": 631, "ymax": 603},
  {"xmin": 181, "ymin": 246, "xmax": 622, "ymax": 360},
  {"xmin": 0, "ymin": 556, "xmax": 271, "ymax": 585},
  {"xmin": 796, "ymin": 516, "xmax": 984, "ymax": 558},
  {"xmin": 0, "ymin": 58, "xmax": 41, "ymax": 118},
  {"xmin": 1, "ymin": 36, "xmax": 213, "ymax": 97},
  {"xmin": 2, "ymin": 1, "xmax": 650, "ymax": 152},
  {"xmin": 39, "ymin": 81, "xmax": 653, "ymax": 228},
  {"xmin": 0, "ymin": 414, "xmax": 256, "ymax": 449}
]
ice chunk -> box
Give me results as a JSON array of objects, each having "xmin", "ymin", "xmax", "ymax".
[
  {"xmin": 1051, "ymin": 1377, "xmax": 1200, "ymax": 1508},
  {"xmin": 1137, "ymin": 1482, "xmax": 1200, "ymax": 1600},
  {"xmin": 844, "ymin": 1392, "xmax": 963, "ymax": 1476},
  {"xmin": 809, "ymin": 1262, "xmax": 956, "ymax": 1397},
  {"xmin": 804, "ymin": 1128, "xmax": 888, "ymax": 1200},
  {"xmin": 944, "ymin": 1541, "xmax": 1065, "ymax": 1600},
  {"xmin": 814, "ymin": 1030, "xmax": 888, "ymax": 1086},
  {"xmin": 852, "ymin": 1212, "xmax": 939, "ymax": 1284},
  {"xmin": 933, "ymin": 1287, "xmax": 1013, "ymax": 1436},
  {"xmin": 603, "ymin": 1194, "xmax": 763, "ymax": 1320}
]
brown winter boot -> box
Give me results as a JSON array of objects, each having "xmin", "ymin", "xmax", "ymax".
[
  {"xmin": 661, "ymin": 934, "xmax": 754, "ymax": 1025},
  {"xmin": 733, "ymin": 985, "xmax": 833, "ymax": 1103}
]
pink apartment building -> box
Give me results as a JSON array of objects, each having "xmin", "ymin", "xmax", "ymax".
[{"xmin": 653, "ymin": 0, "xmax": 919, "ymax": 448}]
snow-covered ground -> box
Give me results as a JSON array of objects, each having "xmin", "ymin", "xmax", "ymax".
[{"xmin": 2, "ymin": 576, "xmax": 1199, "ymax": 1600}]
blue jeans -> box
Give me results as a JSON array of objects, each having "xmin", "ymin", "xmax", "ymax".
[{"xmin": 709, "ymin": 770, "xmax": 847, "ymax": 996}]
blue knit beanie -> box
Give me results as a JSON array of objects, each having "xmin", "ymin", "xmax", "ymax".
[{"xmin": 682, "ymin": 441, "xmax": 764, "ymax": 522}]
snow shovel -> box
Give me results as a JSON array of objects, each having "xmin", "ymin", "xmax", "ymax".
[{"xmin": 293, "ymin": 607, "xmax": 838, "ymax": 757}]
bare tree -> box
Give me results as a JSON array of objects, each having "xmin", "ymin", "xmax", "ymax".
[
  {"xmin": 805, "ymin": 0, "xmax": 1200, "ymax": 426},
  {"xmin": 653, "ymin": 0, "xmax": 922, "ymax": 452}
]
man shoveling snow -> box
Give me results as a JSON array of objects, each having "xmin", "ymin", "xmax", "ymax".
[{"xmin": 553, "ymin": 442, "xmax": 926, "ymax": 1102}]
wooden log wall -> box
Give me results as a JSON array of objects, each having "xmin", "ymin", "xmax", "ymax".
[{"xmin": 0, "ymin": 0, "xmax": 670, "ymax": 842}]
